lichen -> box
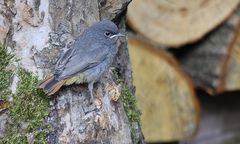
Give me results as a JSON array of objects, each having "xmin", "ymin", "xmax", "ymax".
[
  {"xmin": 113, "ymin": 70, "xmax": 141, "ymax": 144},
  {"xmin": 0, "ymin": 44, "xmax": 49, "ymax": 144}
]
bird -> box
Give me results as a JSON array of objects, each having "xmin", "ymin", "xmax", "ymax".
[{"xmin": 38, "ymin": 20, "xmax": 125, "ymax": 101}]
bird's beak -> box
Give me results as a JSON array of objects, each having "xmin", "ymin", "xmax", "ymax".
[{"xmin": 110, "ymin": 33, "xmax": 125, "ymax": 39}]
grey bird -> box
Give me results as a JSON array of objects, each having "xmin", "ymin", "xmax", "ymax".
[{"xmin": 39, "ymin": 20, "xmax": 124, "ymax": 100}]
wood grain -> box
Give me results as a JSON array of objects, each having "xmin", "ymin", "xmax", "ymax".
[
  {"xmin": 223, "ymin": 28, "xmax": 240, "ymax": 91},
  {"xmin": 129, "ymin": 37, "xmax": 200, "ymax": 142},
  {"xmin": 127, "ymin": 0, "xmax": 240, "ymax": 47}
]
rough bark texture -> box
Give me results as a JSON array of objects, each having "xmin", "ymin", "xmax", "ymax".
[
  {"xmin": 127, "ymin": 0, "xmax": 240, "ymax": 47},
  {"xmin": 0, "ymin": 0, "xmax": 143, "ymax": 143},
  {"xmin": 128, "ymin": 37, "xmax": 200, "ymax": 142},
  {"xmin": 175, "ymin": 6, "xmax": 240, "ymax": 94}
]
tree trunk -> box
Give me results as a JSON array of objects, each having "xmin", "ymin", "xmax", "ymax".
[{"xmin": 0, "ymin": 0, "xmax": 143, "ymax": 143}]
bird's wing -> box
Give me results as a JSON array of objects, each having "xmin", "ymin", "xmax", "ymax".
[
  {"xmin": 54, "ymin": 43, "xmax": 109, "ymax": 80},
  {"xmin": 54, "ymin": 47, "xmax": 75, "ymax": 76}
]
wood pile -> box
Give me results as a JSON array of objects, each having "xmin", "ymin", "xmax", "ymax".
[{"xmin": 127, "ymin": 0, "xmax": 240, "ymax": 143}]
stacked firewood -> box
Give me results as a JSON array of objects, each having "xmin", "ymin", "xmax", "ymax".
[{"xmin": 127, "ymin": 0, "xmax": 240, "ymax": 143}]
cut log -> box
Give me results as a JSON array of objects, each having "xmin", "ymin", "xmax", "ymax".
[
  {"xmin": 176, "ymin": 6, "xmax": 240, "ymax": 94},
  {"xmin": 128, "ymin": 37, "xmax": 200, "ymax": 142},
  {"xmin": 188, "ymin": 92, "xmax": 240, "ymax": 144},
  {"xmin": 127, "ymin": 0, "xmax": 240, "ymax": 47},
  {"xmin": 222, "ymin": 29, "xmax": 240, "ymax": 91}
]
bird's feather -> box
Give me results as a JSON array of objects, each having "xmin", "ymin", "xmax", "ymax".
[
  {"xmin": 38, "ymin": 75, "xmax": 54, "ymax": 88},
  {"xmin": 55, "ymin": 43, "xmax": 109, "ymax": 80},
  {"xmin": 54, "ymin": 47, "xmax": 75, "ymax": 76},
  {"xmin": 47, "ymin": 80, "xmax": 65, "ymax": 96},
  {"xmin": 38, "ymin": 75, "xmax": 66, "ymax": 96}
]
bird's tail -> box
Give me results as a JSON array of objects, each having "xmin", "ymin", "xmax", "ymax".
[{"xmin": 38, "ymin": 75, "xmax": 66, "ymax": 96}]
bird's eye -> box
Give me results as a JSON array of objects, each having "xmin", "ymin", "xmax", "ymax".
[{"xmin": 104, "ymin": 32, "xmax": 111, "ymax": 37}]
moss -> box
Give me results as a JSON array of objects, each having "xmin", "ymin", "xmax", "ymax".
[
  {"xmin": 113, "ymin": 70, "xmax": 141, "ymax": 144},
  {"xmin": 0, "ymin": 44, "xmax": 49, "ymax": 144},
  {"xmin": 121, "ymin": 85, "xmax": 141, "ymax": 124},
  {"xmin": 0, "ymin": 44, "xmax": 14, "ymax": 70},
  {"xmin": 0, "ymin": 44, "xmax": 14, "ymax": 101},
  {"xmin": 1, "ymin": 68, "xmax": 49, "ymax": 144},
  {"xmin": 121, "ymin": 85, "xmax": 141, "ymax": 144}
]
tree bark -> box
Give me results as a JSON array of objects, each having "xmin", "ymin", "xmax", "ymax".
[{"xmin": 0, "ymin": 0, "xmax": 143, "ymax": 143}]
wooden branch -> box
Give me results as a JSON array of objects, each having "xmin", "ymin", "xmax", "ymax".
[
  {"xmin": 128, "ymin": 37, "xmax": 200, "ymax": 142},
  {"xmin": 127, "ymin": 0, "xmax": 239, "ymax": 47},
  {"xmin": 176, "ymin": 6, "xmax": 240, "ymax": 94}
]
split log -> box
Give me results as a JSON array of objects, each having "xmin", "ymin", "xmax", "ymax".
[
  {"xmin": 128, "ymin": 37, "xmax": 200, "ymax": 142},
  {"xmin": 0, "ymin": 0, "xmax": 144, "ymax": 143},
  {"xmin": 175, "ymin": 7, "xmax": 240, "ymax": 94},
  {"xmin": 127, "ymin": 0, "xmax": 240, "ymax": 47}
]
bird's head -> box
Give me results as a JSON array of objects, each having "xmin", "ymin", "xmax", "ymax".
[{"xmin": 89, "ymin": 20, "xmax": 125, "ymax": 45}]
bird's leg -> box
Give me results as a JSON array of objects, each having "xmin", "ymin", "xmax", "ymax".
[{"xmin": 88, "ymin": 82, "xmax": 94, "ymax": 104}]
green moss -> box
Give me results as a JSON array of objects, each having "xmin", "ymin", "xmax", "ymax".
[
  {"xmin": 0, "ymin": 44, "xmax": 14, "ymax": 70},
  {"xmin": 0, "ymin": 44, "xmax": 14, "ymax": 101},
  {"xmin": 1, "ymin": 68, "xmax": 49, "ymax": 144},
  {"xmin": 113, "ymin": 70, "xmax": 141, "ymax": 144},
  {"xmin": 0, "ymin": 44, "xmax": 49, "ymax": 144},
  {"xmin": 121, "ymin": 85, "xmax": 141, "ymax": 124},
  {"xmin": 121, "ymin": 85, "xmax": 141, "ymax": 144}
]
